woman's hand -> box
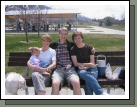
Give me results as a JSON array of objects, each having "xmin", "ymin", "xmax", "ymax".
[
  {"xmin": 90, "ymin": 63, "xmax": 97, "ymax": 68},
  {"xmin": 83, "ymin": 63, "xmax": 97, "ymax": 68},
  {"xmin": 91, "ymin": 47, "xmax": 95, "ymax": 54},
  {"xmin": 78, "ymin": 65, "xmax": 88, "ymax": 70}
]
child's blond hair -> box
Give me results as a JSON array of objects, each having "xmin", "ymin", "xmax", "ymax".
[{"xmin": 29, "ymin": 47, "xmax": 40, "ymax": 54}]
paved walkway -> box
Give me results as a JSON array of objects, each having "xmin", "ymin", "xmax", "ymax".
[
  {"xmin": 5, "ymin": 87, "xmax": 125, "ymax": 95},
  {"xmin": 78, "ymin": 26, "xmax": 125, "ymax": 35},
  {"xmin": 5, "ymin": 26, "xmax": 125, "ymax": 35}
]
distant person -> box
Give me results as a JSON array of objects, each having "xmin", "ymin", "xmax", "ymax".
[
  {"xmin": 44, "ymin": 24, "xmax": 46, "ymax": 32},
  {"xmin": 17, "ymin": 22, "xmax": 21, "ymax": 31},
  {"xmin": 58, "ymin": 23, "xmax": 60, "ymax": 30},
  {"xmin": 47, "ymin": 21, "xmax": 49, "ymax": 32},
  {"xmin": 68, "ymin": 23, "xmax": 71, "ymax": 31},
  {"xmin": 27, "ymin": 22, "xmax": 30, "ymax": 32},
  {"xmin": 52, "ymin": 22, "xmax": 55, "ymax": 29}
]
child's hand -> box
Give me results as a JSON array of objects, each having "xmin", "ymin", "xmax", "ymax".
[{"xmin": 34, "ymin": 66, "xmax": 44, "ymax": 72}]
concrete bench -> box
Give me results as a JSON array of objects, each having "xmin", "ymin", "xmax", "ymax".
[{"xmin": 8, "ymin": 51, "xmax": 125, "ymax": 95}]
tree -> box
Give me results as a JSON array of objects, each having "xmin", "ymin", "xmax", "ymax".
[
  {"xmin": 9, "ymin": 5, "xmax": 29, "ymax": 42},
  {"xmin": 5, "ymin": 5, "xmax": 13, "ymax": 12},
  {"xmin": 5, "ymin": 5, "xmax": 48, "ymax": 41},
  {"xmin": 18, "ymin": 5, "xmax": 29, "ymax": 42},
  {"xmin": 105, "ymin": 17, "xmax": 112, "ymax": 26},
  {"xmin": 121, "ymin": 11, "xmax": 125, "ymax": 25},
  {"xmin": 24, "ymin": 5, "xmax": 29, "ymax": 42},
  {"xmin": 99, "ymin": 20, "xmax": 103, "ymax": 26},
  {"xmin": 10, "ymin": 5, "xmax": 30, "ymax": 42},
  {"xmin": 30, "ymin": 5, "xmax": 48, "ymax": 37},
  {"xmin": 36, "ymin": 5, "xmax": 41, "ymax": 37}
]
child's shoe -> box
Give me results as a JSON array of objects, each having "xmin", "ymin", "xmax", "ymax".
[
  {"xmin": 41, "ymin": 71, "xmax": 50, "ymax": 76},
  {"xmin": 46, "ymin": 68, "xmax": 51, "ymax": 73}
]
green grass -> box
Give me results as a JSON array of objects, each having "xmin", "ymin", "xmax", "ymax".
[
  {"xmin": 101, "ymin": 25, "xmax": 125, "ymax": 31},
  {"xmin": 77, "ymin": 25, "xmax": 93, "ymax": 28},
  {"xmin": 85, "ymin": 29, "xmax": 95, "ymax": 30},
  {"xmin": 85, "ymin": 29, "xmax": 103, "ymax": 32},
  {"xmin": 5, "ymin": 33, "xmax": 125, "ymax": 75},
  {"xmin": 77, "ymin": 25, "xmax": 125, "ymax": 31},
  {"xmin": 90, "ymin": 31, "xmax": 103, "ymax": 32}
]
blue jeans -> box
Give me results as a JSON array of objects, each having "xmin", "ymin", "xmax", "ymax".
[
  {"xmin": 77, "ymin": 67, "xmax": 103, "ymax": 95},
  {"xmin": 39, "ymin": 61, "xmax": 49, "ymax": 68}
]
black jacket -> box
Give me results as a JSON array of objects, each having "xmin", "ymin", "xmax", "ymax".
[{"xmin": 49, "ymin": 40, "xmax": 75, "ymax": 66}]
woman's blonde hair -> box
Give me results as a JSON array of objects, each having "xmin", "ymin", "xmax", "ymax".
[{"xmin": 42, "ymin": 34, "xmax": 52, "ymax": 42}]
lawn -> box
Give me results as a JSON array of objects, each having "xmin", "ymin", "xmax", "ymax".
[
  {"xmin": 77, "ymin": 25, "xmax": 93, "ymax": 28},
  {"xmin": 5, "ymin": 33, "xmax": 125, "ymax": 75},
  {"xmin": 101, "ymin": 25, "xmax": 125, "ymax": 31},
  {"xmin": 77, "ymin": 25, "xmax": 125, "ymax": 31}
]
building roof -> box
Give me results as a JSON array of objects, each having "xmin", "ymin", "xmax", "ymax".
[{"xmin": 5, "ymin": 9, "xmax": 81, "ymax": 19}]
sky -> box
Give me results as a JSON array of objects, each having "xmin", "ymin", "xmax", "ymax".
[{"xmin": 51, "ymin": 5, "xmax": 125, "ymax": 20}]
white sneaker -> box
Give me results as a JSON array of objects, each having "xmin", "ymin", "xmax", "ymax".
[{"xmin": 101, "ymin": 92, "xmax": 109, "ymax": 95}]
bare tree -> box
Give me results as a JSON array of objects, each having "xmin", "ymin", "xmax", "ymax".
[
  {"xmin": 5, "ymin": 5, "xmax": 49, "ymax": 40},
  {"xmin": 5, "ymin": 5, "xmax": 29, "ymax": 42},
  {"xmin": 16, "ymin": 5, "xmax": 29, "ymax": 42},
  {"xmin": 23, "ymin": 5, "xmax": 28, "ymax": 42},
  {"xmin": 36, "ymin": 5, "xmax": 41, "ymax": 37},
  {"xmin": 30, "ymin": 5, "xmax": 48, "ymax": 37},
  {"xmin": 5, "ymin": 5, "xmax": 14, "ymax": 12}
]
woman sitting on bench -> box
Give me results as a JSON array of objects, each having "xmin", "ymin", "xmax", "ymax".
[
  {"xmin": 27, "ymin": 34, "xmax": 56, "ymax": 95},
  {"xmin": 70, "ymin": 31, "xmax": 109, "ymax": 95}
]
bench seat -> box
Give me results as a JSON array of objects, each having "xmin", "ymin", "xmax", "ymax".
[{"xmin": 24, "ymin": 76, "xmax": 125, "ymax": 86}]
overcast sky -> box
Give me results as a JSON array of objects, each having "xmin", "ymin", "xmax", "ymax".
[{"xmin": 51, "ymin": 5, "xmax": 125, "ymax": 20}]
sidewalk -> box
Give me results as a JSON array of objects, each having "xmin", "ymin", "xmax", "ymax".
[
  {"xmin": 78, "ymin": 26, "xmax": 125, "ymax": 35},
  {"xmin": 5, "ymin": 87, "xmax": 125, "ymax": 95},
  {"xmin": 5, "ymin": 26, "xmax": 125, "ymax": 35}
]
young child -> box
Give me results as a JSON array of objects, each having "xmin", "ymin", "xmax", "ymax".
[{"xmin": 29, "ymin": 47, "xmax": 51, "ymax": 76}]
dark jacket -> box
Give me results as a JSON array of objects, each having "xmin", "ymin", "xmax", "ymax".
[
  {"xmin": 50, "ymin": 40, "xmax": 74, "ymax": 51},
  {"xmin": 49, "ymin": 40, "xmax": 75, "ymax": 66}
]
